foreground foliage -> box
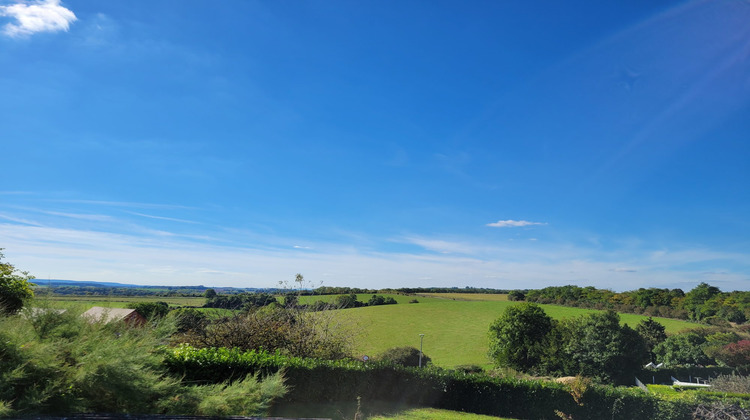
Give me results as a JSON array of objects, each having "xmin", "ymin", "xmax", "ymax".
[{"xmin": 0, "ymin": 308, "xmax": 286, "ymax": 417}]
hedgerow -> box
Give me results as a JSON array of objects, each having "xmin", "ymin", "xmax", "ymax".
[{"xmin": 164, "ymin": 344, "xmax": 695, "ymax": 419}]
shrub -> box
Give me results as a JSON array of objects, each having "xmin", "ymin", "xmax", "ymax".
[
  {"xmin": 129, "ymin": 301, "xmax": 169, "ymax": 320},
  {"xmin": 181, "ymin": 304, "xmax": 354, "ymax": 360},
  {"xmin": 454, "ymin": 364, "xmax": 484, "ymax": 374},
  {"xmin": 0, "ymin": 250, "xmax": 35, "ymax": 315},
  {"xmin": 713, "ymin": 340, "xmax": 750, "ymax": 368},
  {"xmin": 365, "ymin": 294, "xmax": 397, "ymax": 306},
  {"xmin": 507, "ymin": 290, "xmax": 526, "ymax": 301},
  {"xmin": 0, "ymin": 307, "xmax": 286, "ymax": 417},
  {"xmin": 158, "ymin": 373, "xmax": 286, "ymax": 417},
  {"xmin": 693, "ymin": 402, "xmax": 750, "ymax": 419},
  {"xmin": 376, "ymin": 346, "xmax": 431, "ymax": 367},
  {"xmin": 170, "ymin": 307, "xmax": 208, "ymax": 334},
  {"xmin": 710, "ymin": 374, "xmax": 750, "ymax": 394},
  {"xmin": 654, "ymin": 332, "xmax": 714, "ymax": 367}
]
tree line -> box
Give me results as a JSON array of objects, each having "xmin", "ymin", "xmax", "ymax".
[
  {"xmin": 203, "ymin": 291, "xmax": 397, "ymax": 311},
  {"xmin": 521, "ymin": 283, "xmax": 749, "ymax": 324},
  {"xmin": 489, "ymin": 303, "xmax": 750, "ymax": 385}
]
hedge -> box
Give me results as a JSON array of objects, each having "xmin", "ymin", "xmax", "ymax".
[{"xmin": 164, "ymin": 344, "xmax": 694, "ymax": 420}]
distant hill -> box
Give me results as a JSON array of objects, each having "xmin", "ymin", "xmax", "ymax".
[
  {"xmin": 32, "ymin": 279, "xmax": 279, "ymax": 296},
  {"xmin": 35, "ymin": 279, "xmax": 161, "ymax": 288}
]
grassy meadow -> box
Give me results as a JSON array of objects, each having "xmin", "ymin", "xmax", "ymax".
[
  {"xmin": 34, "ymin": 294, "xmax": 206, "ymax": 309},
  {"xmin": 325, "ymin": 293, "xmax": 700, "ymax": 368},
  {"xmin": 370, "ymin": 408, "xmax": 512, "ymax": 419}
]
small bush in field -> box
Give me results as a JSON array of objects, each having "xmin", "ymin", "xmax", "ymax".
[{"xmin": 376, "ymin": 346, "xmax": 431, "ymax": 367}]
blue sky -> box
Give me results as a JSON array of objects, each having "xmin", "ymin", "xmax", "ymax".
[{"xmin": 1, "ymin": 0, "xmax": 749, "ymax": 291}]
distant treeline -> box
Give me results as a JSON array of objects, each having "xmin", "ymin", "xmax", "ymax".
[
  {"xmin": 308, "ymin": 286, "xmax": 383, "ymax": 295},
  {"xmin": 311, "ymin": 286, "xmax": 509, "ymax": 295},
  {"xmin": 35, "ymin": 282, "xmax": 511, "ymax": 297},
  {"xmin": 35, "ymin": 284, "xmax": 282, "ymax": 297},
  {"xmin": 204, "ymin": 292, "xmax": 397, "ymax": 311},
  {"xmin": 395, "ymin": 287, "xmax": 511, "ymax": 294},
  {"xmin": 522, "ymin": 283, "xmax": 749, "ymax": 324},
  {"xmin": 38, "ymin": 285, "xmax": 208, "ymax": 296}
]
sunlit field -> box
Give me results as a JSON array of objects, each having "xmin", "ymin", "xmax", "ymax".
[
  {"xmin": 327, "ymin": 294, "xmax": 700, "ymax": 368},
  {"xmin": 370, "ymin": 408, "xmax": 513, "ymax": 420},
  {"xmin": 35, "ymin": 294, "xmax": 206, "ymax": 309}
]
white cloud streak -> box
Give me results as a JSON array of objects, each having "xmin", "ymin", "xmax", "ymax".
[
  {"xmin": 0, "ymin": 0, "xmax": 76, "ymax": 38},
  {"xmin": 3, "ymin": 219, "xmax": 748, "ymax": 292},
  {"xmin": 126, "ymin": 211, "xmax": 201, "ymax": 225},
  {"xmin": 0, "ymin": 198, "xmax": 747, "ymax": 291},
  {"xmin": 487, "ymin": 219, "xmax": 547, "ymax": 228}
]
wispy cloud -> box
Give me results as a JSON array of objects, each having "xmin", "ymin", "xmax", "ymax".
[
  {"xmin": 400, "ymin": 236, "xmax": 482, "ymax": 255},
  {"xmin": 126, "ymin": 211, "xmax": 201, "ymax": 225},
  {"xmin": 487, "ymin": 220, "xmax": 547, "ymax": 228},
  {"xmin": 2, "ymin": 220, "xmax": 749, "ymax": 291},
  {"xmin": 0, "ymin": 0, "xmax": 76, "ymax": 38},
  {"xmin": 52, "ymin": 199, "xmax": 194, "ymax": 210},
  {"xmin": 0, "ymin": 212, "xmax": 44, "ymax": 226},
  {"xmin": 610, "ymin": 267, "xmax": 637, "ymax": 273},
  {"xmin": 42, "ymin": 210, "xmax": 114, "ymax": 222}
]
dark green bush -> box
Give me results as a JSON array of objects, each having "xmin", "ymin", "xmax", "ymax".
[
  {"xmin": 129, "ymin": 301, "xmax": 169, "ymax": 320},
  {"xmin": 507, "ymin": 290, "xmax": 526, "ymax": 301},
  {"xmin": 376, "ymin": 346, "xmax": 431, "ymax": 367},
  {"xmin": 454, "ymin": 364, "xmax": 484, "ymax": 374}
]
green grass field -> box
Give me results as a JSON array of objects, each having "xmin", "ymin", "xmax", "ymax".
[
  {"xmin": 329, "ymin": 293, "xmax": 699, "ymax": 368},
  {"xmin": 35, "ymin": 294, "xmax": 206, "ymax": 309},
  {"xmin": 370, "ymin": 408, "xmax": 512, "ymax": 419}
]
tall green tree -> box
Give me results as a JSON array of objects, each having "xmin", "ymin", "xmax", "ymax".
[
  {"xmin": 334, "ymin": 293, "xmax": 361, "ymax": 309},
  {"xmin": 654, "ymin": 332, "xmax": 713, "ymax": 367},
  {"xmin": 488, "ymin": 302, "xmax": 553, "ymax": 372},
  {"xmin": 636, "ymin": 317, "xmax": 667, "ymax": 362},
  {"xmin": 682, "ymin": 282, "xmax": 721, "ymax": 321},
  {"xmin": 560, "ymin": 310, "xmax": 648, "ymax": 383},
  {"xmin": 0, "ymin": 249, "xmax": 35, "ymax": 315}
]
